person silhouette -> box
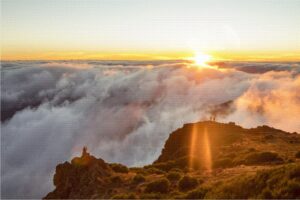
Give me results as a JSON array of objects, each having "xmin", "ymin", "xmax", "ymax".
[{"xmin": 82, "ymin": 146, "xmax": 89, "ymax": 157}]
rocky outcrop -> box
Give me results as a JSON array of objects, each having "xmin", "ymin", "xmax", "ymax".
[
  {"xmin": 45, "ymin": 148, "xmax": 112, "ymax": 199},
  {"xmin": 44, "ymin": 121, "xmax": 300, "ymax": 199},
  {"xmin": 154, "ymin": 121, "xmax": 298, "ymax": 169},
  {"xmin": 155, "ymin": 121, "xmax": 244, "ymax": 164}
]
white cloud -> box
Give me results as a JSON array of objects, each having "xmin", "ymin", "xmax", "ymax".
[{"xmin": 1, "ymin": 61, "xmax": 299, "ymax": 198}]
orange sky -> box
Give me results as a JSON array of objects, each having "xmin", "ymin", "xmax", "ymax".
[
  {"xmin": 2, "ymin": 50, "xmax": 300, "ymax": 62},
  {"xmin": 2, "ymin": 0, "xmax": 300, "ymax": 61}
]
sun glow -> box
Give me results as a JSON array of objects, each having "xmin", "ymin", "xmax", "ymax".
[
  {"xmin": 189, "ymin": 125, "xmax": 212, "ymax": 172},
  {"xmin": 193, "ymin": 51, "xmax": 212, "ymax": 67},
  {"xmin": 203, "ymin": 127, "xmax": 212, "ymax": 172}
]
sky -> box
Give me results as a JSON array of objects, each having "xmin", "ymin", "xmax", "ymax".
[{"xmin": 1, "ymin": 0, "xmax": 300, "ymax": 60}]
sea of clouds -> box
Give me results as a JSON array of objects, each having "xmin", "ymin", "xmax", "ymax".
[{"xmin": 1, "ymin": 60, "xmax": 300, "ymax": 198}]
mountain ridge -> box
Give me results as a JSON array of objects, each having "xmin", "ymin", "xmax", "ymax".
[{"xmin": 45, "ymin": 121, "xmax": 300, "ymax": 199}]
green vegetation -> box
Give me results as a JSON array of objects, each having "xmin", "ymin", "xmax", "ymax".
[
  {"xmin": 213, "ymin": 158, "xmax": 233, "ymax": 168},
  {"xmin": 110, "ymin": 175, "xmax": 123, "ymax": 186},
  {"xmin": 231, "ymin": 151, "xmax": 284, "ymax": 166},
  {"xmin": 112, "ymin": 193, "xmax": 136, "ymax": 199},
  {"xmin": 205, "ymin": 164, "xmax": 300, "ymax": 199},
  {"xmin": 185, "ymin": 187, "xmax": 209, "ymax": 199},
  {"xmin": 178, "ymin": 176, "xmax": 199, "ymax": 191},
  {"xmin": 45, "ymin": 122, "xmax": 300, "ymax": 199},
  {"xmin": 132, "ymin": 174, "xmax": 146, "ymax": 184},
  {"xmin": 109, "ymin": 163, "xmax": 129, "ymax": 173},
  {"xmin": 148, "ymin": 157, "xmax": 195, "ymax": 172},
  {"xmin": 166, "ymin": 171, "xmax": 182, "ymax": 182},
  {"xmin": 144, "ymin": 178, "xmax": 170, "ymax": 193},
  {"xmin": 214, "ymin": 151, "xmax": 284, "ymax": 168},
  {"xmin": 144, "ymin": 167, "xmax": 165, "ymax": 175},
  {"xmin": 243, "ymin": 151, "xmax": 283, "ymax": 165},
  {"xmin": 170, "ymin": 168, "xmax": 183, "ymax": 173},
  {"xmin": 140, "ymin": 193, "xmax": 166, "ymax": 199},
  {"xmin": 145, "ymin": 161, "xmax": 175, "ymax": 172}
]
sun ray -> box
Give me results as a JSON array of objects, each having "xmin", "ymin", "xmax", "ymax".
[
  {"xmin": 189, "ymin": 125, "xmax": 212, "ymax": 172},
  {"xmin": 203, "ymin": 127, "xmax": 212, "ymax": 172},
  {"xmin": 189, "ymin": 124, "xmax": 198, "ymax": 170}
]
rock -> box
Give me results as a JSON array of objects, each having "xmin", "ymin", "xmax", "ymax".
[
  {"xmin": 154, "ymin": 121, "xmax": 245, "ymax": 169},
  {"xmin": 44, "ymin": 122, "xmax": 300, "ymax": 199},
  {"xmin": 44, "ymin": 148, "xmax": 112, "ymax": 199}
]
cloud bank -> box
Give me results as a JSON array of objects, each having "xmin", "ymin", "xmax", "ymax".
[{"xmin": 1, "ymin": 60, "xmax": 300, "ymax": 198}]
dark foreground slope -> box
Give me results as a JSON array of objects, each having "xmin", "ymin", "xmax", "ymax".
[{"xmin": 45, "ymin": 121, "xmax": 300, "ymax": 199}]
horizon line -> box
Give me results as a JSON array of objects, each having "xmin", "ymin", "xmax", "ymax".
[{"xmin": 1, "ymin": 58, "xmax": 300, "ymax": 62}]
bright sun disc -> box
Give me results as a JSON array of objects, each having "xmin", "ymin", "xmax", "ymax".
[{"xmin": 193, "ymin": 52, "xmax": 212, "ymax": 67}]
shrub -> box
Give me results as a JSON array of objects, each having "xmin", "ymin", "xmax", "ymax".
[
  {"xmin": 206, "ymin": 175, "xmax": 257, "ymax": 198},
  {"xmin": 112, "ymin": 193, "xmax": 136, "ymax": 199},
  {"xmin": 166, "ymin": 171, "xmax": 182, "ymax": 182},
  {"xmin": 110, "ymin": 175, "xmax": 123, "ymax": 186},
  {"xmin": 170, "ymin": 168, "xmax": 183, "ymax": 173},
  {"xmin": 149, "ymin": 161, "xmax": 175, "ymax": 172},
  {"xmin": 144, "ymin": 178, "xmax": 170, "ymax": 193},
  {"xmin": 140, "ymin": 193, "xmax": 165, "ymax": 199},
  {"xmin": 132, "ymin": 174, "xmax": 146, "ymax": 184},
  {"xmin": 259, "ymin": 188, "xmax": 273, "ymax": 199},
  {"xmin": 169, "ymin": 191, "xmax": 184, "ymax": 198},
  {"xmin": 214, "ymin": 158, "xmax": 233, "ymax": 168},
  {"xmin": 130, "ymin": 167, "xmax": 144, "ymax": 173},
  {"xmin": 295, "ymin": 151, "xmax": 300, "ymax": 158},
  {"xmin": 244, "ymin": 152, "xmax": 283, "ymax": 165},
  {"xmin": 285, "ymin": 180, "xmax": 300, "ymax": 197},
  {"xmin": 110, "ymin": 163, "xmax": 129, "ymax": 173},
  {"xmin": 288, "ymin": 165, "xmax": 300, "ymax": 179},
  {"xmin": 206, "ymin": 163, "xmax": 300, "ymax": 199},
  {"xmin": 145, "ymin": 167, "xmax": 165, "ymax": 175},
  {"xmin": 175, "ymin": 156, "xmax": 200, "ymax": 170},
  {"xmin": 185, "ymin": 187, "xmax": 209, "ymax": 199},
  {"xmin": 274, "ymin": 180, "xmax": 300, "ymax": 198},
  {"xmin": 178, "ymin": 176, "xmax": 199, "ymax": 191}
]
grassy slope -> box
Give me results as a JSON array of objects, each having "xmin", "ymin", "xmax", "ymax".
[{"xmin": 45, "ymin": 122, "xmax": 300, "ymax": 199}]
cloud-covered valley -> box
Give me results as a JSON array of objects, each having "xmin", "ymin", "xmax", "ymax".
[{"xmin": 1, "ymin": 60, "xmax": 300, "ymax": 198}]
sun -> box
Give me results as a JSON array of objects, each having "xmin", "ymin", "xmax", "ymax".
[{"xmin": 193, "ymin": 51, "xmax": 212, "ymax": 67}]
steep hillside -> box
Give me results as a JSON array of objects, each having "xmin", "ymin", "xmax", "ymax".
[
  {"xmin": 45, "ymin": 121, "xmax": 300, "ymax": 199},
  {"xmin": 154, "ymin": 121, "xmax": 299, "ymax": 170}
]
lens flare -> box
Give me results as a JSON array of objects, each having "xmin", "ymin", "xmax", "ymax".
[
  {"xmin": 203, "ymin": 127, "xmax": 212, "ymax": 172},
  {"xmin": 189, "ymin": 125, "xmax": 212, "ymax": 171},
  {"xmin": 189, "ymin": 124, "xmax": 198, "ymax": 170}
]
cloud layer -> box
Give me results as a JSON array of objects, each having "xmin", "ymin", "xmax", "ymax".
[{"xmin": 1, "ymin": 60, "xmax": 300, "ymax": 198}]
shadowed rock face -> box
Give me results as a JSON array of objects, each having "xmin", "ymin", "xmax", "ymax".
[
  {"xmin": 45, "ymin": 151, "xmax": 112, "ymax": 199},
  {"xmin": 44, "ymin": 121, "xmax": 300, "ymax": 199}
]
